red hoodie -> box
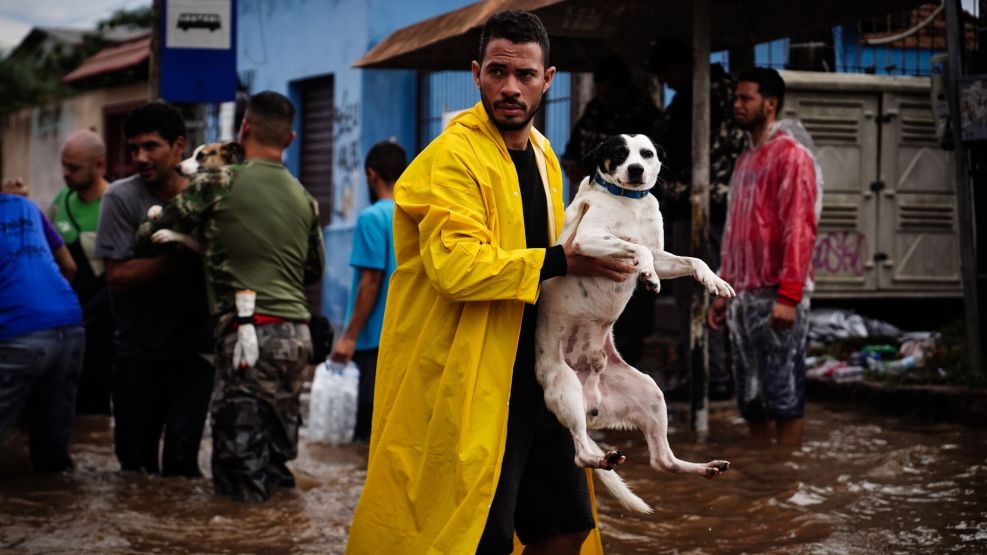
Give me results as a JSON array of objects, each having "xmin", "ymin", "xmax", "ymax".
[{"xmin": 719, "ymin": 127, "xmax": 819, "ymax": 306}]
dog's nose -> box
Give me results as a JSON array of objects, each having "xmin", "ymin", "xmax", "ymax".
[{"xmin": 627, "ymin": 164, "xmax": 644, "ymax": 179}]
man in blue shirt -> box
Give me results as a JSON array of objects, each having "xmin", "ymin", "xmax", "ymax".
[
  {"xmin": 0, "ymin": 193, "xmax": 85, "ymax": 471},
  {"xmin": 330, "ymin": 140, "xmax": 406, "ymax": 442}
]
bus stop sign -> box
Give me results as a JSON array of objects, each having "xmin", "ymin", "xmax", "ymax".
[{"xmin": 160, "ymin": 0, "xmax": 237, "ymax": 103}]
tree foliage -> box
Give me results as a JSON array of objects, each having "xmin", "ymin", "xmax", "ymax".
[{"xmin": 0, "ymin": 6, "xmax": 152, "ymax": 114}]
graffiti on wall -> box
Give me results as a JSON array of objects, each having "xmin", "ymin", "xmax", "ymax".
[
  {"xmin": 812, "ymin": 231, "xmax": 869, "ymax": 277},
  {"xmin": 331, "ymin": 98, "xmax": 362, "ymax": 222}
]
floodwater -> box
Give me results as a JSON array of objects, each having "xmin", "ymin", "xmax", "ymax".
[{"xmin": 1, "ymin": 401, "xmax": 985, "ymax": 554}]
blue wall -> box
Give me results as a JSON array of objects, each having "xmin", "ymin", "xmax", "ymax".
[
  {"xmin": 237, "ymin": 0, "xmax": 471, "ymax": 328},
  {"xmin": 834, "ymin": 24, "xmax": 940, "ymax": 76}
]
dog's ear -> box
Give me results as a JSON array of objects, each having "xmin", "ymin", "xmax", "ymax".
[
  {"xmin": 582, "ymin": 137, "xmax": 609, "ymax": 176},
  {"xmin": 651, "ymin": 141, "xmax": 666, "ymax": 165},
  {"xmin": 225, "ymin": 141, "xmax": 245, "ymax": 163}
]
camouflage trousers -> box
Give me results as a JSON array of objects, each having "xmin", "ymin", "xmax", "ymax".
[{"xmin": 212, "ymin": 322, "xmax": 311, "ymax": 502}]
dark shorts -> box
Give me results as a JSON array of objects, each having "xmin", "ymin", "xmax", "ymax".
[
  {"xmin": 727, "ymin": 289, "xmax": 810, "ymax": 422},
  {"xmin": 476, "ymin": 369, "xmax": 595, "ymax": 554}
]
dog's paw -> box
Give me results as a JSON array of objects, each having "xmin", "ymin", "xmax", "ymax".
[
  {"xmin": 151, "ymin": 229, "xmax": 181, "ymax": 244},
  {"xmin": 702, "ymin": 460, "xmax": 731, "ymax": 479},
  {"xmin": 601, "ymin": 449, "xmax": 626, "ymax": 470},
  {"xmin": 696, "ymin": 269, "xmax": 735, "ymax": 298},
  {"xmin": 641, "ymin": 272, "xmax": 661, "ymax": 293},
  {"xmin": 147, "ymin": 205, "xmax": 162, "ymax": 220}
]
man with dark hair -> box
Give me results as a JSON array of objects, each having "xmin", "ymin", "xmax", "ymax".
[
  {"xmin": 708, "ymin": 67, "xmax": 818, "ymax": 447},
  {"xmin": 329, "ymin": 140, "xmax": 406, "ymax": 443},
  {"xmin": 139, "ymin": 91, "xmax": 324, "ymax": 502},
  {"xmin": 648, "ymin": 37, "xmax": 747, "ymax": 401},
  {"xmin": 95, "ymin": 102, "xmax": 213, "ymax": 477},
  {"xmin": 347, "ymin": 10, "xmax": 633, "ymax": 555}
]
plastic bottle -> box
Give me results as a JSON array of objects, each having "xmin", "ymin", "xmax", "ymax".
[
  {"xmin": 308, "ymin": 360, "xmax": 360, "ymax": 445},
  {"xmin": 307, "ymin": 362, "xmax": 332, "ymax": 442},
  {"xmin": 870, "ymin": 355, "xmax": 918, "ymax": 376}
]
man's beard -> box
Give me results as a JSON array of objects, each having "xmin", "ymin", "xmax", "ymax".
[
  {"xmin": 66, "ymin": 173, "xmax": 95, "ymax": 192},
  {"xmin": 735, "ymin": 104, "xmax": 767, "ymax": 131},
  {"xmin": 481, "ymin": 95, "xmax": 541, "ymax": 132}
]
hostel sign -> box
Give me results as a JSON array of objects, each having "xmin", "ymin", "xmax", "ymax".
[{"xmin": 160, "ymin": 0, "xmax": 237, "ymax": 102}]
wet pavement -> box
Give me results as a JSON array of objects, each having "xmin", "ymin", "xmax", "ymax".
[{"xmin": 1, "ymin": 400, "xmax": 985, "ymax": 554}]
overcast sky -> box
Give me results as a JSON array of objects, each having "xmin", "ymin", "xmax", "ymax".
[
  {"xmin": 0, "ymin": 0, "xmax": 151, "ymax": 52},
  {"xmin": 0, "ymin": 0, "xmax": 981, "ymax": 53}
]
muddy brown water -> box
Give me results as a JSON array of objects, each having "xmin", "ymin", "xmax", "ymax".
[{"xmin": 1, "ymin": 401, "xmax": 984, "ymax": 554}]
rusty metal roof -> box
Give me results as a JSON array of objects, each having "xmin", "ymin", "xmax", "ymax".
[
  {"xmin": 354, "ymin": 0, "xmax": 928, "ymax": 72},
  {"xmin": 63, "ymin": 36, "xmax": 150, "ymax": 83}
]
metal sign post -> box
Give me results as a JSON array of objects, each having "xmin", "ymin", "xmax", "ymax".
[{"xmin": 945, "ymin": 0, "xmax": 983, "ymax": 373}]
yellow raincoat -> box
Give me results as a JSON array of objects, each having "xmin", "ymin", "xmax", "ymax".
[{"xmin": 345, "ymin": 102, "xmax": 604, "ymax": 555}]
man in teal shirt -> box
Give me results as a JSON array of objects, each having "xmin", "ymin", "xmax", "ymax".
[
  {"xmin": 140, "ymin": 92, "xmax": 325, "ymax": 501},
  {"xmin": 330, "ymin": 140, "xmax": 406, "ymax": 442},
  {"xmin": 49, "ymin": 129, "xmax": 113, "ymax": 415}
]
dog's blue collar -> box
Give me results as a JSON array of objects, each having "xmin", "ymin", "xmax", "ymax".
[{"xmin": 594, "ymin": 174, "xmax": 651, "ymax": 199}]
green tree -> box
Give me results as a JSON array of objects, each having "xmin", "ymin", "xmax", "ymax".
[{"xmin": 0, "ymin": 6, "xmax": 152, "ymax": 114}]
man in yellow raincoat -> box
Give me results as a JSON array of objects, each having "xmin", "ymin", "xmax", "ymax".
[{"xmin": 346, "ymin": 10, "xmax": 636, "ymax": 555}]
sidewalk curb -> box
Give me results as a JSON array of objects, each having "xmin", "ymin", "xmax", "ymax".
[{"xmin": 807, "ymin": 377, "xmax": 987, "ymax": 429}]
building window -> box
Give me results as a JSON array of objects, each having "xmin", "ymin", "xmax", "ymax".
[{"xmin": 297, "ymin": 75, "xmax": 334, "ymax": 226}]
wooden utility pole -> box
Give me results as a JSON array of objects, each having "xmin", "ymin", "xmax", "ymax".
[
  {"xmin": 689, "ymin": 0, "xmax": 712, "ymax": 433},
  {"xmin": 945, "ymin": 0, "xmax": 983, "ymax": 374},
  {"xmin": 149, "ymin": 0, "xmax": 161, "ymax": 100}
]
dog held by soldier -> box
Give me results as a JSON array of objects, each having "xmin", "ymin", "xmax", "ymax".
[
  {"xmin": 143, "ymin": 140, "xmax": 244, "ymax": 252},
  {"xmin": 535, "ymin": 133, "xmax": 734, "ymax": 513}
]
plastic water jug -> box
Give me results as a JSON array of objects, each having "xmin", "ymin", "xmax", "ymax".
[{"xmin": 308, "ymin": 360, "xmax": 359, "ymax": 445}]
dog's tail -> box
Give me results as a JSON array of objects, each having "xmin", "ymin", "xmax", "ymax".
[{"xmin": 592, "ymin": 468, "xmax": 653, "ymax": 514}]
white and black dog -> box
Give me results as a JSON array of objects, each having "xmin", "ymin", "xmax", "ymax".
[
  {"xmin": 145, "ymin": 140, "xmax": 244, "ymax": 251},
  {"xmin": 535, "ymin": 134, "xmax": 735, "ymax": 514}
]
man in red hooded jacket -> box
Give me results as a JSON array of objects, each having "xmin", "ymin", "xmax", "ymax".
[{"xmin": 707, "ymin": 67, "xmax": 818, "ymax": 447}]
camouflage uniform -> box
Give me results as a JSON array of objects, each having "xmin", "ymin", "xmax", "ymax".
[
  {"xmin": 212, "ymin": 322, "xmax": 311, "ymax": 500},
  {"xmin": 561, "ymin": 87, "xmax": 664, "ymax": 177},
  {"xmin": 135, "ymin": 167, "xmax": 324, "ymax": 335},
  {"xmin": 654, "ymin": 63, "xmax": 747, "ymax": 224},
  {"xmin": 656, "ymin": 64, "xmax": 747, "ymax": 395},
  {"xmin": 561, "ymin": 87, "xmax": 665, "ymax": 365},
  {"xmin": 137, "ymin": 163, "xmax": 324, "ymax": 501}
]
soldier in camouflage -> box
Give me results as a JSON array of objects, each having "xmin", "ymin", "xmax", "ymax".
[
  {"xmin": 138, "ymin": 92, "xmax": 325, "ymax": 502},
  {"xmin": 649, "ymin": 39, "xmax": 747, "ymax": 223},
  {"xmin": 561, "ymin": 56, "xmax": 665, "ymax": 365},
  {"xmin": 649, "ymin": 38, "xmax": 748, "ymax": 399},
  {"xmin": 561, "ymin": 56, "xmax": 664, "ymax": 187}
]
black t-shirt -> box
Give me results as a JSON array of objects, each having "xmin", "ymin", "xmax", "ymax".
[
  {"xmin": 509, "ymin": 144, "xmax": 550, "ymax": 398},
  {"xmin": 95, "ymin": 175, "xmax": 212, "ymax": 360}
]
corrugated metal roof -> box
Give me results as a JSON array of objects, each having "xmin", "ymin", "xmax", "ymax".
[
  {"xmin": 63, "ymin": 36, "xmax": 150, "ymax": 83},
  {"xmin": 354, "ymin": 0, "xmax": 928, "ymax": 72}
]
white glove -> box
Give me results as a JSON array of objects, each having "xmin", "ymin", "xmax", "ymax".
[
  {"xmin": 233, "ymin": 290, "xmax": 258, "ymax": 369},
  {"xmin": 234, "ymin": 323, "xmax": 259, "ymax": 369}
]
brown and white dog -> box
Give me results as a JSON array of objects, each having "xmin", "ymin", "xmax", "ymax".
[
  {"xmin": 146, "ymin": 141, "xmax": 243, "ymax": 251},
  {"xmin": 535, "ymin": 134, "xmax": 735, "ymax": 514}
]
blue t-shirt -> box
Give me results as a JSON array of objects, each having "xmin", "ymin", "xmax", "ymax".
[
  {"xmin": 344, "ymin": 199, "xmax": 396, "ymax": 350},
  {"xmin": 0, "ymin": 194, "xmax": 82, "ymax": 340}
]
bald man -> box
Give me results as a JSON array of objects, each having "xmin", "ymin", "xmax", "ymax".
[{"xmin": 48, "ymin": 129, "xmax": 114, "ymax": 415}]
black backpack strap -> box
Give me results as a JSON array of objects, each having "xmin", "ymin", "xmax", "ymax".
[{"xmin": 62, "ymin": 191, "xmax": 107, "ymax": 308}]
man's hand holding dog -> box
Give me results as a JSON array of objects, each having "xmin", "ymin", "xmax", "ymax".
[{"xmin": 563, "ymin": 234, "xmax": 637, "ymax": 282}]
